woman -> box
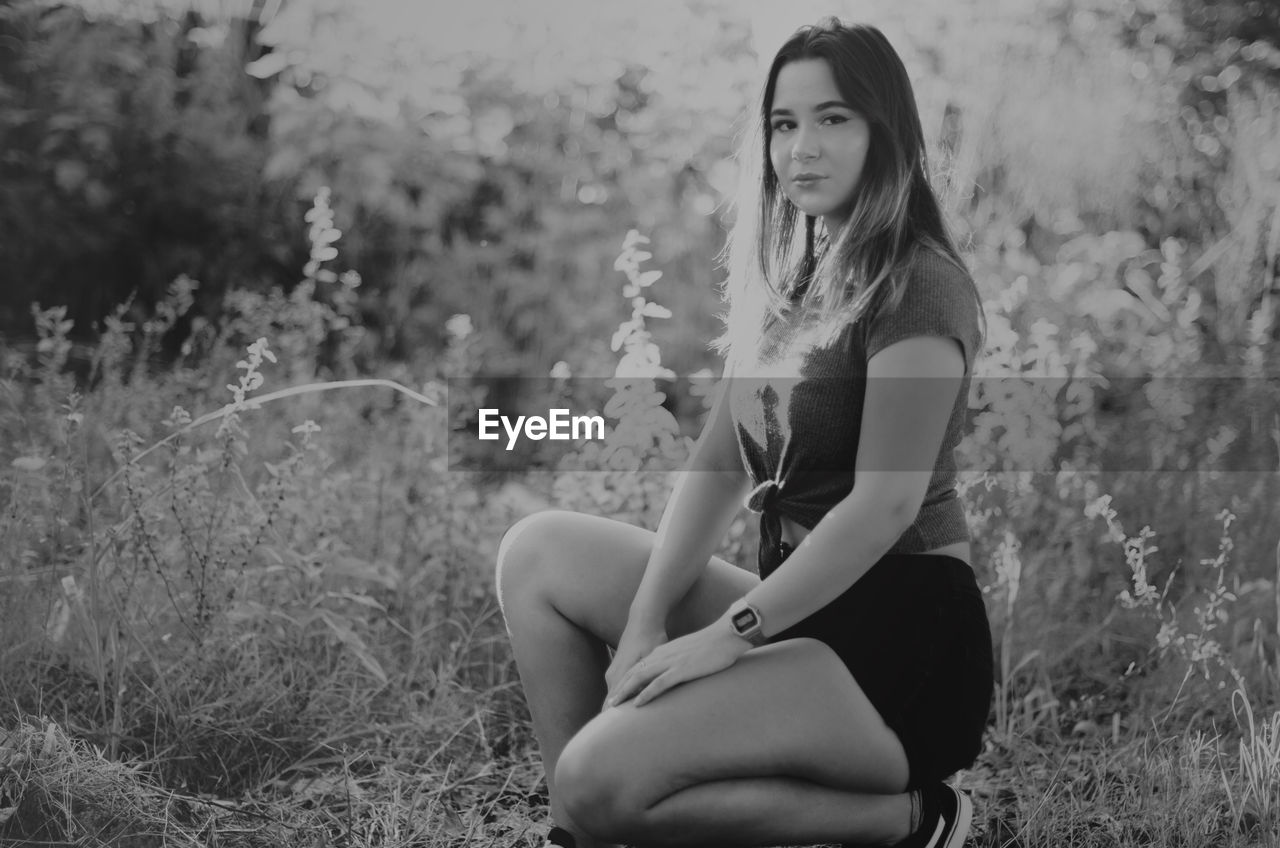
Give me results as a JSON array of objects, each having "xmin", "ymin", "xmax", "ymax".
[{"xmin": 496, "ymin": 18, "xmax": 993, "ymax": 848}]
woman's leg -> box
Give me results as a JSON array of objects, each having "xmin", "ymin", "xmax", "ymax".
[
  {"xmin": 495, "ymin": 509, "xmax": 760, "ymax": 847},
  {"xmin": 555, "ymin": 636, "xmax": 914, "ymax": 847}
]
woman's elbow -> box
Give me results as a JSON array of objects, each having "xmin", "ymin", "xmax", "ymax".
[
  {"xmin": 886, "ymin": 494, "xmax": 922, "ymax": 534},
  {"xmin": 851, "ymin": 473, "xmax": 928, "ymax": 534}
]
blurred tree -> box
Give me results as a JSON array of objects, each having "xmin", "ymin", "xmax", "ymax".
[
  {"xmin": 0, "ymin": 0, "xmax": 300, "ymax": 346},
  {"xmin": 247, "ymin": 0, "xmax": 754, "ymax": 374},
  {"xmin": 3, "ymin": 0, "xmax": 1275, "ymax": 376}
]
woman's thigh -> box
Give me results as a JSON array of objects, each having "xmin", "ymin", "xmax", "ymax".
[
  {"xmin": 496, "ymin": 509, "xmax": 759, "ymax": 646},
  {"xmin": 555, "ymin": 636, "xmax": 909, "ymax": 825}
]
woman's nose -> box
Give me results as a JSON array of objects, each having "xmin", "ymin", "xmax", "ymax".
[{"xmin": 791, "ymin": 130, "xmax": 818, "ymax": 161}]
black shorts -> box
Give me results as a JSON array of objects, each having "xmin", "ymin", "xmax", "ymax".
[{"xmin": 759, "ymin": 539, "xmax": 994, "ymax": 789}]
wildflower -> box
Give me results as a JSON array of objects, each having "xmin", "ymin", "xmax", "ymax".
[
  {"xmin": 60, "ymin": 393, "xmax": 84, "ymax": 430},
  {"xmin": 163, "ymin": 405, "xmax": 193, "ymax": 429},
  {"xmin": 1120, "ymin": 525, "xmax": 1160, "ymax": 607},
  {"xmin": 446, "ymin": 314, "xmax": 473, "ymax": 341},
  {"xmin": 1083, "ymin": 493, "xmax": 1112, "ymax": 519},
  {"xmin": 993, "ymin": 530, "xmax": 1022, "ymax": 612},
  {"xmin": 245, "ymin": 337, "xmax": 277, "ymax": 366},
  {"xmin": 1084, "ymin": 493, "xmax": 1126, "ymax": 543},
  {"xmin": 228, "ymin": 338, "xmax": 277, "ymax": 407},
  {"xmin": 292, "ymin": 419, "xmax": 321, "ymax": 447},
  {"xmin": 113, "ymin": 429, "xmax": 145, "ymax": 461}
]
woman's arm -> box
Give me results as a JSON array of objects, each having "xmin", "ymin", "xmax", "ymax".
[
  {"xmin": 722, "ymin": 334, "xmax": 965, "ymax": 637},
  {"xmin": 605, "ymin": 335, "xmax": 966, "ymax": 709},
  {"xmin": 627, "ymin": 369, "xmax": 752, "ymax": 632}
]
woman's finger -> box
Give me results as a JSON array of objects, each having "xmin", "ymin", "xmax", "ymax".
[
  {"xmin": 605, "ymin": 660, "xmax": 647, "ymax": 706},
  {"xmin": 633, "ymin": 667, "xmax": 680, "ymax": 707},
  {"xmin": 607, "ymin": 668, "xmax": 632, "ymax": 704},
  {"xmin": 612, "ymin": 655, "xmax": 667, "ymax": 706},
  {"xmin": 609, "ymin": 676, "xmax": 642, "ymax": 706},
  {"xmin": 604, "ymin": 654, "xmax": 634, "ymax": 692}
]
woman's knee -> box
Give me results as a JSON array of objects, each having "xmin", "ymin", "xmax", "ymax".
[
  {"xmin": 554, "ymin": 724, "xmax": 643, "ymax": 840},
  {"xmin": 494, "ymin": 509, "xmax": 566, "ymax": 611}
]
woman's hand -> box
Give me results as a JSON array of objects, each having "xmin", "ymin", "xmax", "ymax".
[
  {"xmin": 605, "ymin": 617, "xmax": 752, "ymax": 708},
  {"xmin": 605, "ymin": 617, "xmax": 669, "ymax": 704}
]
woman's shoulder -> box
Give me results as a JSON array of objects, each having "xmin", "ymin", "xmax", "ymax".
[
  {"xmin": 870, "ymin": 245, "xmax": 978, "ymax": 320},
  {"xmin": 901, "ymin": 244, "xmax": 975, "ymax": 294},
  {"xmin": 861, "ymin": 244, "xmax": 983, "ymax": 367}
]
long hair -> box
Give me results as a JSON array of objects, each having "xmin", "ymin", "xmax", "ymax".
[{"xmin": 714, "ymin": 18, "xmax": 982, "ymax": 360}]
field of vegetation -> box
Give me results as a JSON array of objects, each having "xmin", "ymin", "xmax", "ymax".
[{"xmin": 2, "ymin": 0, "xmax": 1280, "ymax": 846}]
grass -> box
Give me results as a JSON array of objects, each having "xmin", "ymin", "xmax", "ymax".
[
  {"xmin": 967, "ymin": 729, "xmax": 1254, "ymax": 848},
  {"xmin": 2, "ymin": 205, "xmax": 1278, "ymax": 846},
  {"xmin": 2, "ymin": 664, "xmax": 1274, "ymax": 847}
]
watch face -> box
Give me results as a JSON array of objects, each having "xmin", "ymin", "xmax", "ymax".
[{"xmin": 732, "ymin": 608, "xmax": 759, "ymax": 632}]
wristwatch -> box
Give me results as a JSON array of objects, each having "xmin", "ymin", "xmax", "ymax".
[{"xmin": 728, "ymin": 598, "xmax": 768, "ymax": 647}]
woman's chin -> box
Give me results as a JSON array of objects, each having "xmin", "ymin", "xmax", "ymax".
[{"xmin": 788, "ymin": 200, "xmax": 829, "ymax": 218}]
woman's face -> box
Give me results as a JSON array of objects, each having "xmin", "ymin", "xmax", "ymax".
[{"xmin": 768, "ymin": 58, "xmax": 870, "ymax": 232}]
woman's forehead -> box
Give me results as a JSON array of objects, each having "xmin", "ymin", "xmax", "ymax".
[{"xmin": 771, "ymin": 59, "xmax": 846, "ymax": 111}]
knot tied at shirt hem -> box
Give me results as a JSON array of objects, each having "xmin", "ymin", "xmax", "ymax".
[{"xmin": 745, "ymin": 478, "xmax": 783, "ymax": 513}]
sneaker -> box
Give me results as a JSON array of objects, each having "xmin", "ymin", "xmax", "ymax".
[
  {"xmin": 915, "ymin": 783, "xmax": 972, "ymax": 848},
  {"xmin": 851, "ymin": 783, "xmax": 972, "ymax": 848},
  {"xmin": 539, "ymin": 825, "xmax": 577, "ymax": 848}
]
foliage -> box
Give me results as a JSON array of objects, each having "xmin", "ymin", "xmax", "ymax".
[
  {"xmin": 4, "ymin": 0, "xmax": 1278, "ymax": 378},
  {"xmin": 551, "ymin": 230, "xmax": 690, "ymax": 527},
  {"xmin": 2, "ymin": 189, "xmax": 437, "ymax": 800},
  {"xmin": 0, "ymin": 0, "xmax": 295, "ymax": 338}
]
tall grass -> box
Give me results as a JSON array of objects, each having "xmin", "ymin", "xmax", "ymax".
[
  {"xmin": 0, "ymin": 190, "xmax": 532, "ymax": 844},
  {"xmin": 2, "ymin": 194, "xmax": 1278, "ymax": 846}
]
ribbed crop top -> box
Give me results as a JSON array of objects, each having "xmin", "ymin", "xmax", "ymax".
[{"xmin": 727, "ymin": 248, "xmax": 983, "ymax": 569}]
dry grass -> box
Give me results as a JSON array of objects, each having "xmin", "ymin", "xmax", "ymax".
[
  {"xmin": 967, "ymin": 728, "xmax": 1275, "ymax": 848},
  {"xmin": 0, "ymin": 718, "xmax": 290, "ymax": 846}
]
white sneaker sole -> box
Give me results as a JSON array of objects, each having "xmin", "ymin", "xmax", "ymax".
[{"xmin": 927, "ymin": 785, "xmax": 972, "ymax": 848}]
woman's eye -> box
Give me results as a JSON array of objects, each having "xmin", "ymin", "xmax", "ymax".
[
  {"xmin": 823, "ymin": 114, "xmax": 848, "ymax": 125},
  {"xmin": 770, "ymin": 120, "xmax": 794, "ymax": 133}
]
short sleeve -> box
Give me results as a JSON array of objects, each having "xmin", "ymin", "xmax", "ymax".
[{"xmin": 864, "ymin": 251, "xmax": 982, "ymax": 373}]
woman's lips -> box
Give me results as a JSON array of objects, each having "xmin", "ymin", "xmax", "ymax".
[{"xmin": 792, "ymin": 174, "xmax": 825, "ymax": 187}]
